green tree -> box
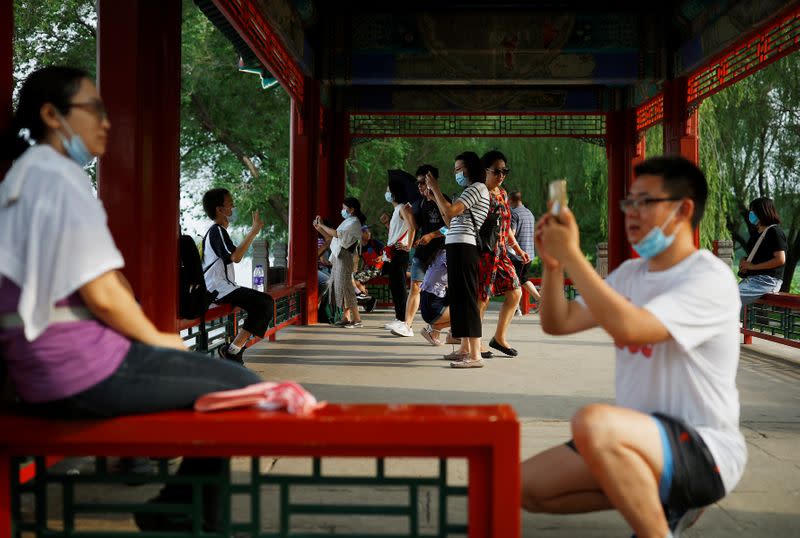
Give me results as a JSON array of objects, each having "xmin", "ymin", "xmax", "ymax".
[
  {"xmin": 12, "ymin": 0, "xmax": 292, "ymax": 242},
  {"xmin": 699, "ymin": 53, "xmax": 800, "ymax": 291}
]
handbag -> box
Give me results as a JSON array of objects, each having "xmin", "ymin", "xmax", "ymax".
[
  {"xmin": 383, "ymin": 230, "xmax": 408, "ymax": 262},
  {"xmin": 469, "ymin": 206, "xmax": 501, "ymax": 254},
  {"xmin": 738, "ymin": 224, "xmax": 776, "ymax": 278}
]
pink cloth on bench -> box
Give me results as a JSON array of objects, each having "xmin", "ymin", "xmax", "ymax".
[{"xmin": 194, "ymin": 381, "xmax": 325, "ymax": 415}]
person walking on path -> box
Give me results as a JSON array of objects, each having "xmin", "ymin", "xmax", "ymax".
[
  {"xmin": 477, "ymin": 150, "xmax": 529, "ymax": 358},
  {"xmin": 425, "ymin": 152, "xmax": 490, "ymax": 368},
  {"xmin": 521, "ymin": 156, "xmax": 746, "ymax": 538},
  {"xmin": 382, "ymin": 170, "xmax": 417, "ymax": 331},
  {"xmin": 508, "ymin": 189, "xmax": 542, "ymax": 313},
  {"xmin": 391, "ymin": 165, "xmax": 448, "ymax": 338}
]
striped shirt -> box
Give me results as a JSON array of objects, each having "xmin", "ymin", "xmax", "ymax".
[
  {"xmin": 445, "ymin": 182, "xmax": 490, "ymax": 246},
  {"xmin": 509, "ymin": 204, "xmax": 535, "ymax": 260}
]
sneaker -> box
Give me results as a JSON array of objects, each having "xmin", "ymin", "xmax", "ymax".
[
  {"xmin": 421, "ymin": 325, "xmax": 443, "ymax": 346},
  {"xmin": 383, "ymin": 319, "xmax": 404, "ymax": 330},
  {"xmin": 364, "ymin": 296, "xmax": 377, "ymax": 313},
  {"xmin": 344, "ymin": 320, "xmax": 363, "ymax": 328},
  {"xmin": 333, "ymin": 319, "xmax": 350, "ymax": 327},
  {"xmin": 391, "ymin": 324, "xmax": 414, "ymax": 337},
  {"xmin": 667, "ymin": 506, "xmax": 705, "ymax": 537},
  {"xmin": 514, "ymin": 306, "xmax": 522, "ymax": 316},
  {"xmin": 217, "ymin": 345, "xmax": 245, "ymax": 366}
]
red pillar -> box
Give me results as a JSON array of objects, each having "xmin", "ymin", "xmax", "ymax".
[
  {"xmin": 1, "ymin": 0, "xmax": 13, "ymax": 177},
  {"xmin": 288, "ymin": 78, "xmax": 321, "ymax": 324},
  {"xmin": 97, "ymin": 0, "xmax": 182, "ymax": 332},
  {"xmin": 663, "ymin": 77, "xmax": 700, "ymax": 247},
  {"xmin": 605, "ymin": 109, "xmax": 644, "ymax": 272}
]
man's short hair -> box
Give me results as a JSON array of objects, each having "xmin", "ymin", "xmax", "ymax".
[
  {"xmin": 509, "ymin": 190, "xmax": 522, "ymax": 204},
  {"xmin": 202, "ymin": 188, "xmax": 230, "ymax": 220},
  {"xmin": 634, "ymin": 156, "xmax": 707, "ymax": 228},
  {"xmin": 415, "ymin": 164, "xmax": 439, "ymax": 179}
]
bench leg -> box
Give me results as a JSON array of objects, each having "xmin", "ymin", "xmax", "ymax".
[{"xmin": 0, "ymin": 451, "xmax": 10, "ymax": 538}]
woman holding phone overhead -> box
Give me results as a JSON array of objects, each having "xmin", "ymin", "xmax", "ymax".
[
  {"xmin": 738, "ymin": 197, "xmax": 786, "ymax": 306},
  {"xmin": 426, "ymin": 152, "xmax": 490, "ymax": 368}
]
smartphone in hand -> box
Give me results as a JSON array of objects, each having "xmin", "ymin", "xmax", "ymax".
[{"xmin": 549, "ymin": 179, "xmax": 568, "ymax": 218}]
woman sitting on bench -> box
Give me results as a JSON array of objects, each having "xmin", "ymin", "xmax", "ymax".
[{"xmin": 0, "ymin": 66, "xmax": 261, "ymax": 533}]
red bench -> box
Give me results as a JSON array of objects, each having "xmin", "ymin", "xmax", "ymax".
[
  {"xmin": 741, "ymin": 292, "xmax": 800, "ymax": 349},
  {"xmin": 0, "ymin": 404, "xmax": 520, "ymax": 537}
]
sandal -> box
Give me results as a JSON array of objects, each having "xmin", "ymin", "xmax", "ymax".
[{"xmin": 450, "ymin": 358, "xmax": 484, "ymax": 368}]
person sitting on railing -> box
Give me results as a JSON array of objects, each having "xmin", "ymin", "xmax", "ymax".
[
  {"xmin": 0, "ymin": 66, "xmax": 263, "ymax": 533},
  {"xmin": 201, "ymin": 188, "xmax": 274, "ymax": 366},
  {"xmin": 738, "ymin": 197, "xmax": 786, "ymax": 306},
  {"xmin": 353, "ymin": 225, "xmax": 382, "ymax": 310},
  {"xmin": 522, "ymin": 156, "xmax": 746, "ymax": 538}
]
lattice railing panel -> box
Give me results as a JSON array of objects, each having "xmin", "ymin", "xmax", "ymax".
[
  {"xmin": 636, "ymin": 94, "xmax": 664, "ymax": 132},
  {"xmin": 11, "ymin": 456, "xmax": 470, "ymax": 537},
  {"xmin": 213, "ymin": 0, "xmax": 305, "ymax": 104},
  {"xmin": 688, "ymin": 7, "xmax": 800, "ymax": 106},
  {"xmin": 350, "ymin": 114, "xmax": 606, "ymax": 138}
]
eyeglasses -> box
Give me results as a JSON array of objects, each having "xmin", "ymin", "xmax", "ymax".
[
  {"xmin": 487, "ymin": 168, "xmax": 510, "ymax": 177},
  {"xmin": 69, "ymin": 100, "xmax": 108, "ymax": 121},
  {"xmin": 619, "ymin": 197, "xmax": 681, "ymax": 212}
]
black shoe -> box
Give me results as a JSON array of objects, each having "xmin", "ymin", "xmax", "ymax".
[
  {"xmin": 489, "ymin": 337, "xmax": 518, "ymax": 357},
  {"xmin": 217, "ymin": 345, "xmax": 245, "ymax": 366},
  {"xmin": 364, "ymin": 296, "xmax": 377, "ymax": 313},
  {"xmin": 481, "ymin": 351, "xmax": 494, "ymax": 359}
]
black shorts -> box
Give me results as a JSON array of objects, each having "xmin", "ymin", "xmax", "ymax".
[
  {"xmin": 565, "ymin": 413, "xmax": 725, "ymax": 510},
  {"xmin": 512, "ymin": 259, "xmax": 532, "ymax": 281},
  {"xmin": 420, "ymin": 291, "xmax": 447, "ymax": 324}
]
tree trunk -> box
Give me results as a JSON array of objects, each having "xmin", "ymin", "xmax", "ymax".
[{"xmin": 781, "ymin": 233, "xmax": 800, "ymax": 293}]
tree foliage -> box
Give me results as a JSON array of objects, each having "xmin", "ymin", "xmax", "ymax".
[{"xmin": 12, "ymin": 0, "xmax": 292, "ymax": 243}]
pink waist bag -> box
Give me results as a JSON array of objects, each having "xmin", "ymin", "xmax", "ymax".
[{"xmin": 194, "ymin": 381, "xmax": 326, "ymax": 416}]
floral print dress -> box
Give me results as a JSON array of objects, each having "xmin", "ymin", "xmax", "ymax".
[{"xmin": 478, "ymin": 188, "xmax": 520, "ymax": 301}]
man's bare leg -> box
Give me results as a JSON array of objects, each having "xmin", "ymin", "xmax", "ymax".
[{"xmin": 572, "ymin": 404, "xmax": 669, "ymax": 538}]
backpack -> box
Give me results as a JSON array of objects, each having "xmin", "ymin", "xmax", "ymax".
[
  {"xmin": 317, "ymin": 286, "xmax": 343, "ymax": 325},
  {"xmin": 470, "ymin": 205, "xmax": 501, "ymax": 254},
  {"xmin": 179, "ymin": 234, "xmax": 219, "ymax": 319}
]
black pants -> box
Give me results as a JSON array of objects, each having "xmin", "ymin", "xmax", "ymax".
[
  {"xmin": 218, "ymin": 287, "xmax": 274, "ymax": 336},
  {"xmin": 446, "ymin": 243, "xmax": 481, "ymax": 338},
  {"xmin": 384, "ymin": 250, "xmax": 409, "ymax": 321}
]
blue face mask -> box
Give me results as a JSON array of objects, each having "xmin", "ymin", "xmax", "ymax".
[
  {"xmin": 384, "ymin": 191, "xmax": 393, "ymax": 203},
  {"xmin": 455, "ymin": 171, "xmax": 468, "ymax": 187},
  {"xmin": 341, "ymin": 208, "xmax": 350, "ymax": 219},
  {"xmin": 748, "ymin": 211, "xmax": 759, "ymax": 226},
  {"xmin": 632, "ymin": 206, "xmax": 680, "ymax": 260},
  {"xmin": 56, "ymin": 114, "xmax": 94, "ymax": 167},
  {"xmin": 227, "ymin": 208, "xmax": 237, "ymax": 224}
]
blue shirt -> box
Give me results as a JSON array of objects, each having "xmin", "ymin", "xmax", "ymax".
[{"xmin": 509, "ymin": 204, "xmax": 535, "ymax": 260}]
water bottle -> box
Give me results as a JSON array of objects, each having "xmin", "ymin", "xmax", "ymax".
[{"xmin": 253, "ymin": 264, "xmax": 265, "ymax": 292}]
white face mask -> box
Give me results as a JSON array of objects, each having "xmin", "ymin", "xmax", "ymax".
[
  {"xmin": 341, "ymin": 208, "xmax": 350, "ymax": 219},
  {"xmin": 384, "ymin": 191, "xmax": 393, "ymax": 203}
]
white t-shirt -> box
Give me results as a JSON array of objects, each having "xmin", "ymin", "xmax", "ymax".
[
  {"xmin": 202, "ymin": 224, "xmax": 238, "ymax": 299},
  {"xmin": 446, "ymin": 182, "xmax": 490, "ymax": 246},
  {"xmin": 387, "ymin": 203, "xmax": 410, "ymax": 246},
  {"xmin": 577, "ymin": 250, "xmax": 746, "ymax": 494}
]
